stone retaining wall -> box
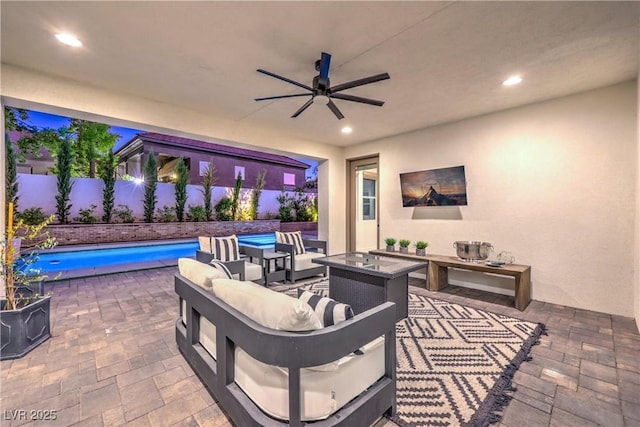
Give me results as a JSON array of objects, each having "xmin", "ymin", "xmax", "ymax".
[
  {"xmin": 45, "ymin": 220, "xmax": 282, "ymax": 246},
  {"xmin": 280, "ymin": 222, "xmax": 319, "ymax": 233}
]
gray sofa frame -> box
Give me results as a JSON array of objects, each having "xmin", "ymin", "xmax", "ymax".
[
  {"xmin": 175, "ymin": 273, "xmax": 396, "ymax": 427},
  {"xmin": 275, "ymin": 239, "xmax": 328, "ymax": 283}
]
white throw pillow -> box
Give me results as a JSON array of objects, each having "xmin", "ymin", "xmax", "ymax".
[
  {"xmin": 198, "ymin": 236, "xmax": 212, "ymax": 253},
  {"xmin": 178, "ymin": 258, "xmax": 228, "ymax": 289},
  {"xmin": 211, "ymin": 278, "xmax": 322, "ymax": 331}
]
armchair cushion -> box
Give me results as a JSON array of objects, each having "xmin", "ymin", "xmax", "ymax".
[
  {"xmin": 198, "ymin": 236, "xmax": 212, "ymax": 253},
  {"xmin": 276, "ymin": 231, "xmax": 306, "ymax": 255},
  {"xmin": 286, "ymin": 251, "xmax": 325, "ymax": 271},
  {"xmin": 298, "ymin": 290, "xmax": 354, "ymax": 327},
  {"xmin": 243, "ymin": 261, "xmax": 263, "ymax": 282},
  {"xmin": 211, "ymin": 278, "xmax": 322, "ymax": 331}
]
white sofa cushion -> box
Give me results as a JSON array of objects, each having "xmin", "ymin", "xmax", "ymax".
[
  {"xmin": 178, "ymin": 258, "xmax": 228, "ymax": 289},
  {"xmin": 211, "ymin": 278, "xmax": 322, "ymax": 331},
  {"xmin": 286, "ymin": 252, "xmax": 325, "ymax": 272}
]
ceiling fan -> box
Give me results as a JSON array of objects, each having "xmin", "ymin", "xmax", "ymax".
[{"xmin": 254, "ymin": 52, "xmax": 390, "ymax": 120}]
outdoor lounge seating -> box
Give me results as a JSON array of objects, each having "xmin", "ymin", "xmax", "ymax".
[
  {"xmin": 175, "ymin": 258, "xmax": 397, "ymax": 427},
  {"xmin": 275, "ymin": 231, "xmax": 327, "ymax": 283},
  {"xmin": 197, "ymin": 236, "xmax": 265, "ymax": 284}
]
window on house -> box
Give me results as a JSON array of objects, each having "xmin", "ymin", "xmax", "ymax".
[
  {"xmin": 199, "ymin": 161, "xmax": 213, "ymax": 177},
  {"xmin": 284, "ymin": 173, "xmax": 296, "ymax": 186},
  {"xmin": 362, "ymin": 178, "xmax": 376, "ymax": 220},
  {"xmin": 234, "ymin": 166, "xmax": 245, "ymax": 180}
]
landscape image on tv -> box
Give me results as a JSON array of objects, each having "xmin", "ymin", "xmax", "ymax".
[{"xmin": 400, "ymin": 165, "xmax": 468, "ymax": 207}]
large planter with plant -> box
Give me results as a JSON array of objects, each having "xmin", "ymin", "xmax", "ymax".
[
  {"xmin": 1, "ymin": 295, "xmax": 51, "ymax": 360},
  {"xmin": 1, "ymin": 203, "xmax": 57, "ymax": 361}
]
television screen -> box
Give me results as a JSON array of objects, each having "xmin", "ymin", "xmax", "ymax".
[{"xmin": 400, "ymin": 165, "xmax": 468, "ymax": 207}]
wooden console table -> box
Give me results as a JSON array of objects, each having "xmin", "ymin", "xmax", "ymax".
[
  {"xmin": 428, "ymin": 255, "xmax": 531, "ymax": 311},
  {"xmin": 368, "ymin": 250, "xmax": 532, "ymax": 311}
]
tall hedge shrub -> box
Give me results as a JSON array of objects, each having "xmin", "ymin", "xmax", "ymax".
[
  {"xmin": 55, "ymin": 137, "xmax": 74, "ymax": 224},
  {"xmin": 200, "ymin": 162, "xmax": 216, "ymax": 221},
  {"xmin": 100, "ymin": 150, "xmax": 117, "ymax": 223},
  {"xmin": 249, "ymin": 169, "xmax": 267, "ymax": 220},
  {"xmin": 174, "ymin": 157, "xmax": 188, "ymax": 222},
  {"xmin": 143, "ymin": 151, "xmax": 158, "ymax": 223},
  {"xmin": 5, "ymin": 136, "xmax": 19, "ymax": 221}
]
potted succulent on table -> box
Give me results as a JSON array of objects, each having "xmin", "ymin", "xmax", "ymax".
[
  {"xmin": 384, "ymin": 238, "xmax": 397, "ymax": 252},
  {"xmin": 1, "ymin": 203, "xmax": 58, "ymax": 360},
  {"xmin": 398, "ymin": 239, "xmax": 411, "ymax": 254},
  {"xmin": 415, "ymin": 241, "xmax": 429, "ymax": 257}
]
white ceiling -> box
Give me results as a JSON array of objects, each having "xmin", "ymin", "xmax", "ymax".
[{"xmin": 2, "ymin": 1, "xmax": 639, "ymax": 147}]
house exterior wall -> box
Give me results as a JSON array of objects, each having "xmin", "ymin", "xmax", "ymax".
[
  {"xmin": 636, "ymin": 66, "xmax": 640, "ymax": 332},
  {"xmin": 346, "ymin": 81, "xmax": 637, "ymax": 317},
  {"xmin": 138, "ymin": 142, "xmax": 307, "ymax": 190}
]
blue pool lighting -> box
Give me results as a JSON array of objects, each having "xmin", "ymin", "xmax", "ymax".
[{"xmin": 31, "ymin": 233, "xmax": 276, "ymax": 275}]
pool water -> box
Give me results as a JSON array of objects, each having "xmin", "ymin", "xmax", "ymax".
[{"xmin": 30, "ymin": 233, "xmax": 276, "ymax": 274}]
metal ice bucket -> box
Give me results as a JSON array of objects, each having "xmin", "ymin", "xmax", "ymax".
[{"xmin": 453, "ymin": 241, "xmax": 493, "ymax": 261}]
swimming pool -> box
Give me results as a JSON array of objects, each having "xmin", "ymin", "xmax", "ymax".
[{"xmin": 30, "ymin": 233, "xmax": 276, "ymax": 275}]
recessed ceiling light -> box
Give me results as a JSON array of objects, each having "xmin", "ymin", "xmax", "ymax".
[
  {"xmin": 55, "ymin": 33, "xmax": 82, "ymax": 47},
  {"xmin": 341, "ymin": 126, "xmax": 352, "ymax": 134},
  {"xmin": 502, "ymin": 75, "xmax": 522, "ymax": 86}
]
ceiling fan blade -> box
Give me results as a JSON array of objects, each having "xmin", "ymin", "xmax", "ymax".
[
  {"xmin": 291, "ymin": 98, "xmax": 314, "ymax": 118},
  {"xmin": 318, "ymin": 52, "xmax": 331, "ymax": 89},
  {"xmin": 255, "ymin": 93, "xmax": 311, "ymax": 101},
  {"xmin": 331, "ymin": 93, "xmax": 384, "ymax": 106},
  {"xmin": 329, "ymin": 72, "xmax": 390, "ymax": 93},
  {"xmin": 257, "ymin": 69, "xmax": 313, "ymax": 92},
  {"xmin": 326, "ymin": 99, "xmax": 345, "ymax": 120}
]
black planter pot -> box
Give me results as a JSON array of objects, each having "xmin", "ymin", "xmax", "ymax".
[{"xmin": 0, "ymin": 295, "xmax": 51, "ymax": 360}]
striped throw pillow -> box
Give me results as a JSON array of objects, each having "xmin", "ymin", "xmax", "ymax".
[
  {"xmin": 276, "ymin": 231, "xmax": 306, "ymax": 255},
  {"xmin": 212, "ymin": 235, "xmax": 240, "ymax": 262},
  {"xmin": 298, "ymin": 290, "xmax": 354, "ymax": 327},
  {"xmin": 208, "ymin": 260, "xmax": 233, "ymax": 279}
]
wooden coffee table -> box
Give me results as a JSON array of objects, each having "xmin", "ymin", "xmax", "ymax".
[{"xmin": 313, "ymin": 252, "xmax": 427, "ymax": 321}]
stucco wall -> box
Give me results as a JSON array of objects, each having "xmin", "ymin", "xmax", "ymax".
[
  {"xmin": 16, "ymin": 174, "xmax": 305, "ymax": 221},
  {"xmin": 636, "ymin": 67, "xmax": 640, "ymax": 331},
  {"xmin": 347, "ymin": 82, "xmax": 638, "ymax": 317}
]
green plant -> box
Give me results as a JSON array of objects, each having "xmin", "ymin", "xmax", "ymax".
[
  {"xmin": 415, "ymin": 241, "xmax": 429, "ymax": 250},
  {"xmin": 187, "ymin": 205, "xmax": 207, "ymax": 222},
  {"xmin": 230, "ymin": 172, "xmax": 243, "ymax": 220},
  {"xmin": 276, "ymin": 190, "xmax": 295, "ymax": 222},
  {"xmin": 156, "ymin": 206, "xmax": 177, "ymax": 222},
  {"xmin": 114, "ymin": 205, "xmax": 135, "ymax": 223},
  {"xmin": 384, "ymin": 238, "xmax": 397, "ymax": 246},
  {"xmin": 249, "ymin": 169, "xmax": 267, "ymax": 220},
  {"xmin": 74, "ymin": 205, "xmax": 98, "ymax": 224},
  {"xmin": 200, "ymin": 162, "xmax": 216, "ymax": 221},
  {"xmin": 2, "ymin": 208, "xmax": 57, "ymax": 311},
  {"xmin": 16, "ymin": 208, "xmax": 48, "ymax": 226},
  {"xmin": 174, "ymin": 157, "xmax": 189, "ymax": 222},
  {"xmin": 398, "ymin": 239, "xmax": 411, "ymax": 248},
  {"xmin": 215, "ymin": 197, "xmax": 233, "ymax": 221},
  {"xmin": 55, "ymin": 136, "xmax": 74, "ymax": 224},
  {"xmin": 143, "ymin": 151, "xmax": 158, "ymax": 222},
  {"xmin": 100, "ymin": 150, "xmax": 117, "ymax": 223},
  {"xmin": 5, "ymin": 137, "xmax": 19, "ymax": 222}
]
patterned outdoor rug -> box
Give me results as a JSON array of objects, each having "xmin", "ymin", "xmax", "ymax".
[{"xmin": 282, "ymin": 280, "xmax": 546, "ymax": 427}]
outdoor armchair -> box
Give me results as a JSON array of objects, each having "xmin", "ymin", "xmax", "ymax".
[
  {"xmin": 197, "ymin": 238, "xmax": 265, "ymax": 285},
  {"xmin": 275, "ymin": 233, "xmax": 327, "ymax": 283}
]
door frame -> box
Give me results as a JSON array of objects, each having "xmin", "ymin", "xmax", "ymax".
[{"xmin": 346, "ymin": 155, "xmax": 379, "ymax": 252}]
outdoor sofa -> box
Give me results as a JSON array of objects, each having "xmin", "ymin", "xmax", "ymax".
[{"xmin": 174, "ymin": 258, "xmax": 397, "ymax": 427}]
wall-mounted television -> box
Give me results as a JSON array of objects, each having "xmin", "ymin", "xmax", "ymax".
[{"xmin": 400, "ymin": 165, "xmax": 468, "ymax": 207}]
